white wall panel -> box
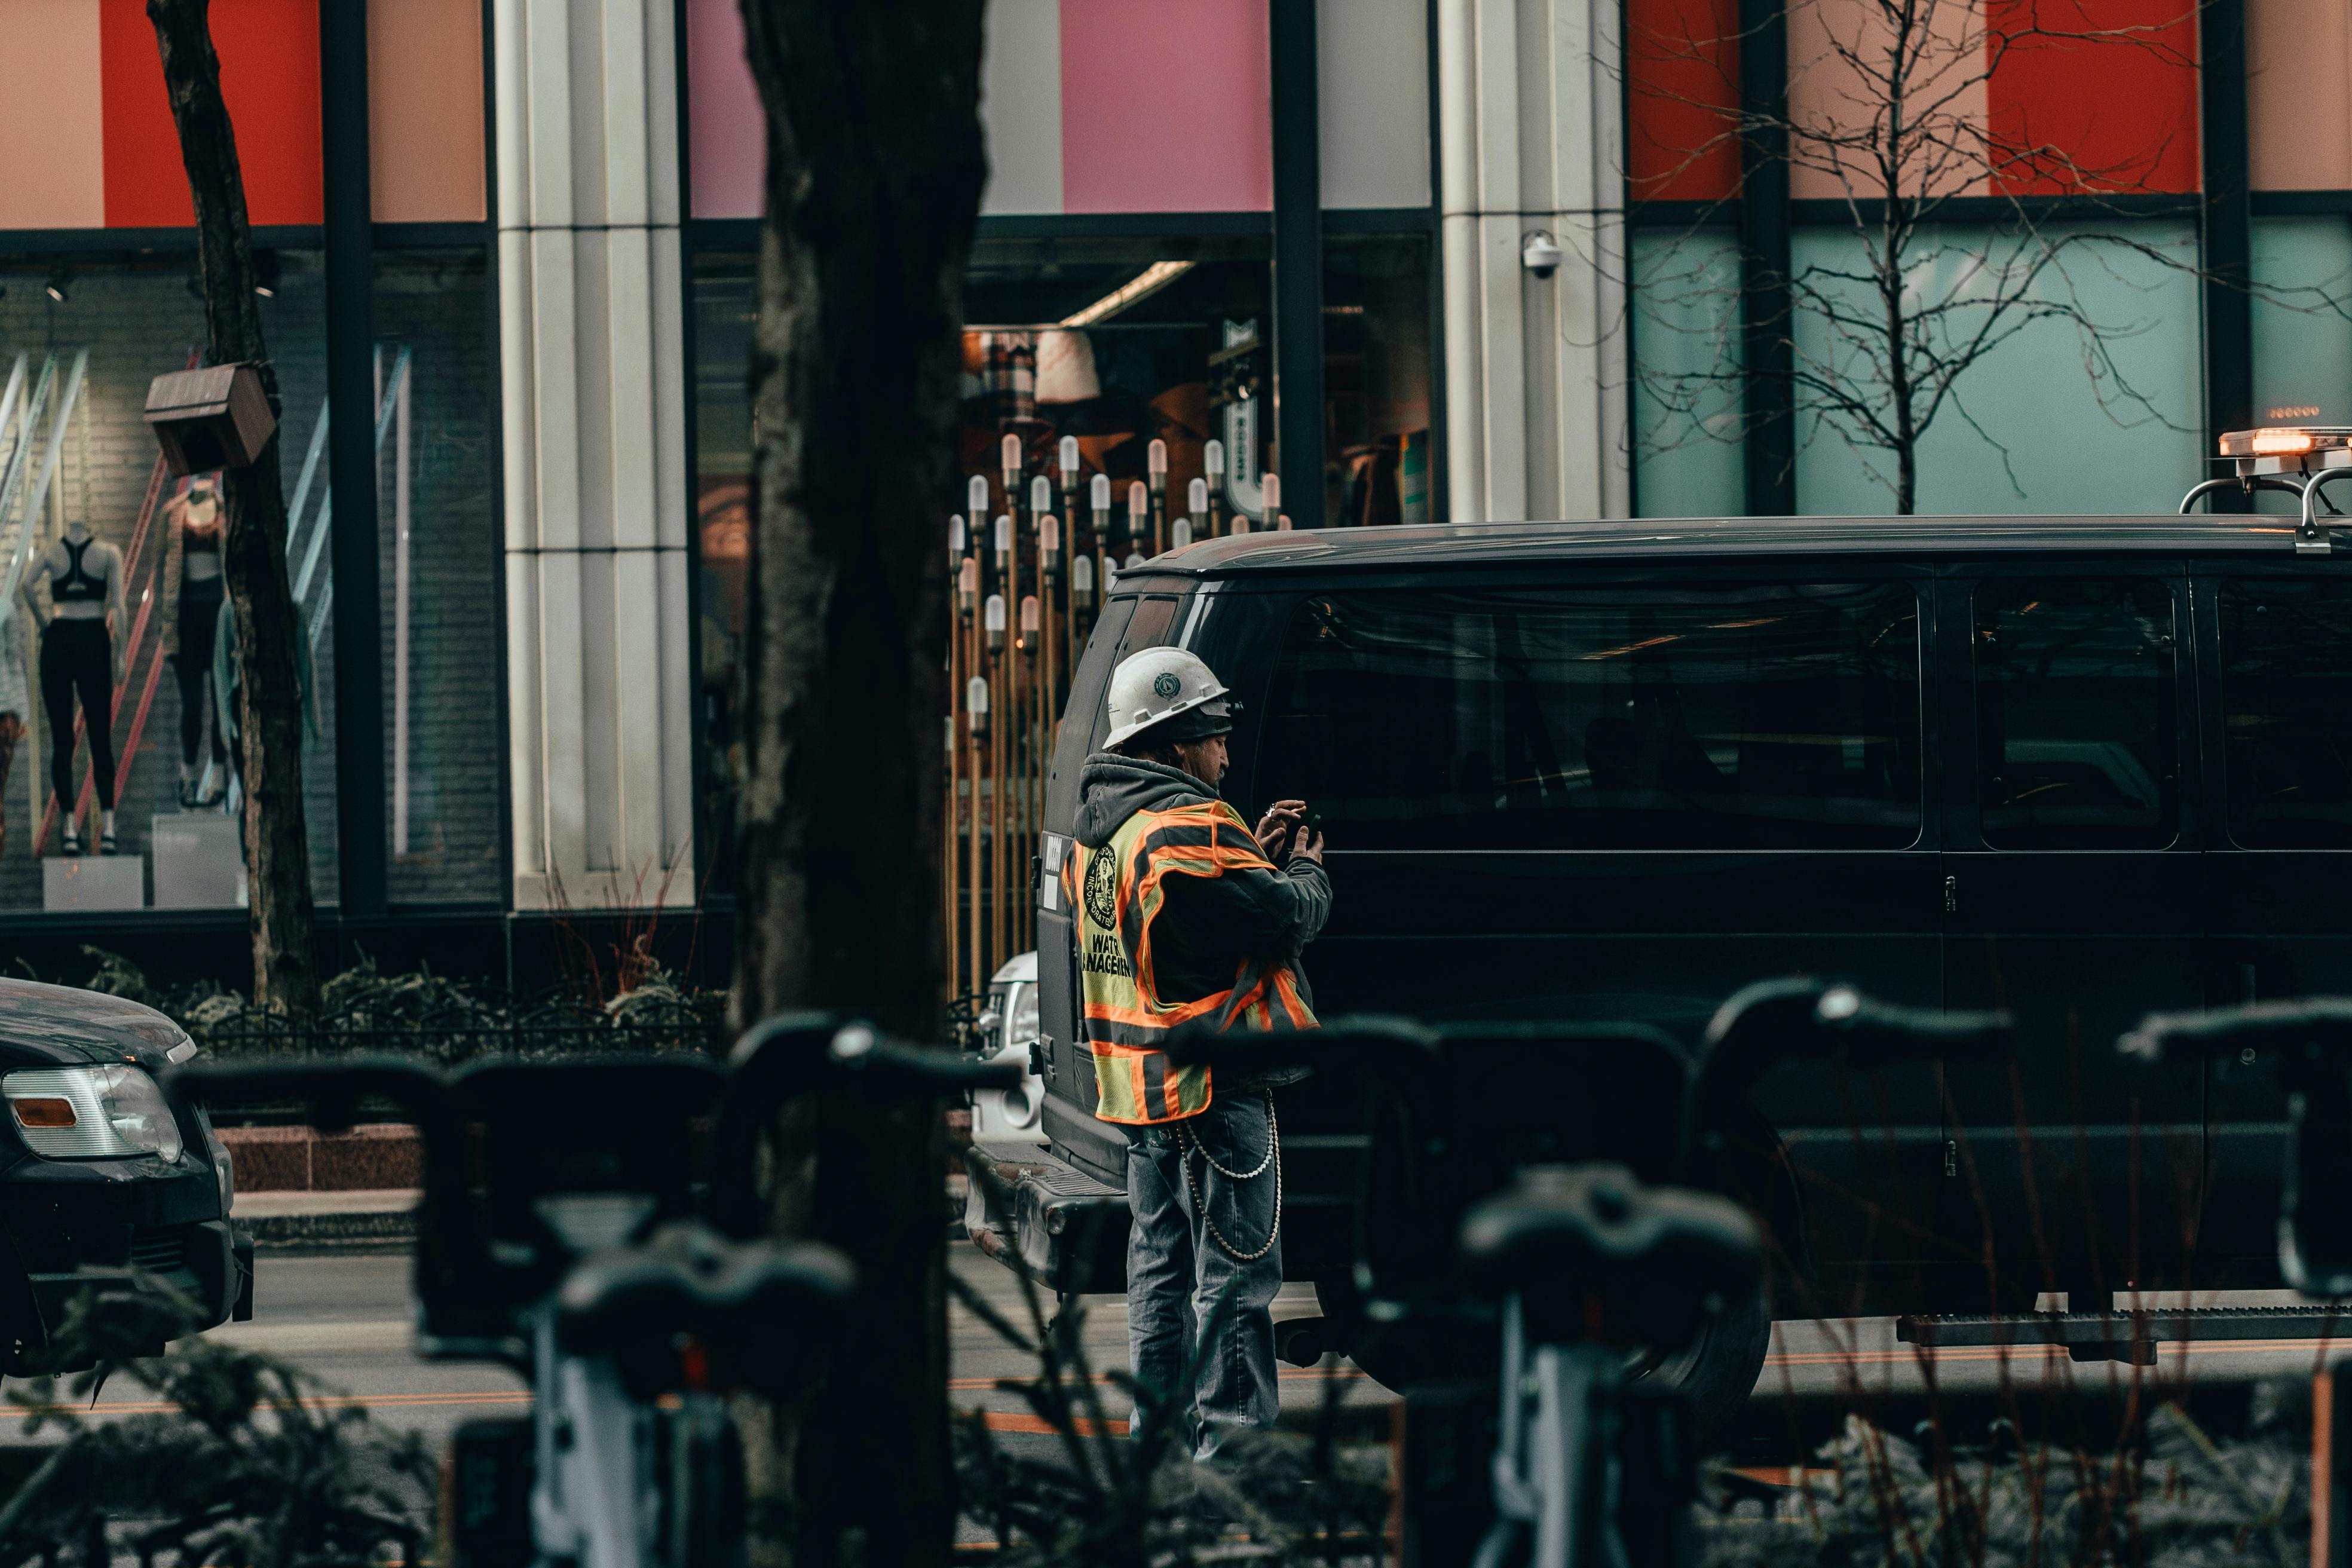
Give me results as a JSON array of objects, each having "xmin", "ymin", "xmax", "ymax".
[
  {"xmin": 499, "ymin": 0, "xmax": 696, "ymax": 909},
  {"xmin": 1318, "ymin": 0, "xmax": 1431, "ymax": 209}
]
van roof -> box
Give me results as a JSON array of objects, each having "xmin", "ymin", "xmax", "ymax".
[{"xmin": 1151, "ymin": 516, "xmax": 2331, "ymax": 577}]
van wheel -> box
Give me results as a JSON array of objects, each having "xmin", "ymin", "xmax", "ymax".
[
  {"xmin": 1631, "ymin": 1280, "xmax": 1771, "ymax": 1441},
  {"xmin": 1314, "ymin": 1272, "xmax": 1492, "ymax": 1390}
]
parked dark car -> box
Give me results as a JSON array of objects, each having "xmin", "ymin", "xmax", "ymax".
[
  {"xmin": 0, "ymin": 979, "xmax": 251, "ymax": 1369},
  {"xmin": 968, "ymin": 513, "xmax": 2352, "ymax": 1407}
]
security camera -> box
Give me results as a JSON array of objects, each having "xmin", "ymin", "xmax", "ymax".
[{"xmin": 1521, "ymin": 231, "xmax": 1564, "ymax": 278}]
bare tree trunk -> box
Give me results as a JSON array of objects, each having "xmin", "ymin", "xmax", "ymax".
[
  {"xmin": 731, "ymin": 2, "xmax": 985, "ymax": 1562},
  {"xmin": 147, "ymin": 0, "xmax": 318, "ymax": 1015}
]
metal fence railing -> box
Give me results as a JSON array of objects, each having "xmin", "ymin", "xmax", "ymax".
[{"xmin": 183, "ymin": 987, "xmax": 727, "ymax": 1067}]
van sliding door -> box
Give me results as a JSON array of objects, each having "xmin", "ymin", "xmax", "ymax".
[
  {"xmin": 2200, "ymin": 565, "xmax": 2352, "ymax": 1287},
  {"xmin": 1249, "ymin": 571, "xmax": 1944, "ymax": 1314},
  {"xmin": 1936, "ymin": 565, "xmax": 2206, "ymax": 1306}
]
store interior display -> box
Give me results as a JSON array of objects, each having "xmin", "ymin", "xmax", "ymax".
[
  {"xmin": 685, "ymin": 237, "xmax": 1431, "ymax": 969},
  {"xmin": 165, "ymin": 474, "xmax": 229, "ymax": 806},
  {"xmin": 27, "ymin": 519, "xmax": 125, "ymax": 856}
]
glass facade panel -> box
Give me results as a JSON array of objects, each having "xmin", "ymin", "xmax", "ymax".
[
  {"xmin": 1974, "ymin": 578, "xmax": 2176, "ymax": 849},
  {"xmin": 0, "ymin": 250, "xmax": 335, "ymax": 912},
  {"xmin": 1788, "ymin": 221, "xmax": 2203, "ymax": 515},
  {"xmin": 375, "ymin": 250, "xmax": 501, "ymax": 904},
  {"xmin": 2249, "ymin": 218, "xmax": 2352, "ymax": 514},
  {"xmin": 691, "ymin": 252, "xmax": 755, "ymax": 896},
  {"xmin": 1628, "ymin": 228, "xmax": 1744, "ymax": 518},
  {"xmin": 1322, "ymin": 234, "xmax": 1435, "ymax": 526},
  {"xmin": 1258, "ymin": 582, "xmax": 1922, "ymax": 850},
  {"xmin": 2218, "ymin": 577, "xmax": 2352, "ymax": 848}
]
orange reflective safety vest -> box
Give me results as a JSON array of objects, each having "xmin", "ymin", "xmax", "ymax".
[{"xmin": 1067, "ymin": 799, "xmax": 1319, "ymax": 1125}]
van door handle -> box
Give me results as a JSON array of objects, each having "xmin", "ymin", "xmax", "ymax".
[{"xmin": 1943, "ymin": 875, "xmax": 1958, "ymax": 915}]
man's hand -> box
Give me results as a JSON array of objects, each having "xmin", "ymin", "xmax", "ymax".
[
  {"xmin": 1290, "ymin": 827, "xmax": 1325, "ymax": 866},
  {"xmin": 1254, "ymin": 799, "xmax": 1305, "ymax": 859}
]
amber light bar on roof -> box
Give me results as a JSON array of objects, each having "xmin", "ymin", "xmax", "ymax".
[{"xmin": 2218, "ymin": 427, "xmax": 2352, "ymax": 460}]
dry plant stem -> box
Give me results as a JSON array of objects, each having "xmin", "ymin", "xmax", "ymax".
[
  {"xmin": 145, "ymin": 0, "xmax": 318, "ymax": 1014},
  {"xmin": 728, "ymin": 2, "xmax": 985, "ymax": 1562}
]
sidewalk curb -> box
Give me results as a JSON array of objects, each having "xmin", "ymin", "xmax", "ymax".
[
  {"xmin": 243, "ymin": 1208, "xmax": 418, "ymax": 1254},
  {"xmin": 237, "ymin": 1194, "xmax": 975, "ymax": 1254}
]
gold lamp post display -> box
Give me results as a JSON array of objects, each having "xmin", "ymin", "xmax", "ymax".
[
  {"xmin": 946, "ymin": 513, "xmax": 968, "ymax": 993},
  {"xmin": 983, "ymin": 587, "xmax": 1007, "ymax": 973},
  {"xmin": 1070, "ymin": 552, "xmax": 1095, "ymax": 656},
  {"xmin": 1126, "ymin": 481, "xmax": 1147, "ymax": 570},
  {"xmin": 1185, "ymin": 477, "xmax": 1206, "ymax": 550},
  {"xmin": 1147, "ymin": 438, "xmax": 1168, "ymax": 556},
  {"xmin": 963, "ymin": 661, "xmax": 986, "ymax": 997},
  {"xmin": 1263, "ymin": 471, "xmax": 1284, "ymax": 532},
  {"xmin": 1090, "ymin": 473, "xmax": 1111, "ymax": 594},
  {"xmin": 1018, "ymin": 591, "xmax": 1040, "ymax": 952},
  {"xmin": 1203, "ymin": 438, "xmax": 1226, "ymax": 537},
  {"xmin": 1030, "ymin": 473, "xmax": 1057, "ymax": 822}
]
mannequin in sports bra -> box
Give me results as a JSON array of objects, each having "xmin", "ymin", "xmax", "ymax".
[
  {"xmin": 20, "ymin": 519, "xmax": 125, "ymax": 856},
  {"xmin": 164, "ymin": 477, "xmax": 229, "ymax": 806}
]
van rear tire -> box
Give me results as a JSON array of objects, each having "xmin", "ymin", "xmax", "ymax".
[{"xmin": 1634, "ymin": 1281, "xmax": 1771, "ymax": 1441}]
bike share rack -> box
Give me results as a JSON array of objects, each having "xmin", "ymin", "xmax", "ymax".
[{"xmin": 169, "ymin": 1017, "xmax": 1016, "ymax": 1568}]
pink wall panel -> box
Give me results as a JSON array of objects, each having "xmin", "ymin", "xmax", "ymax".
[
  {"xmin": 1058, "ymin": 0, "xmax": 1270, "ymax": 213},
  {"xmin": 0, "ymin": 1, "xmax": 105, "ymax": 228},
  {"xmin": 687, "ymin": 0, "xmax": 764, "ymax": 219},
  {"xmin": 1786, "ymin": 0, "xmax": 1987, "ymax": 199},
  {"xmin": 369, "ymin": 0, "xmax": 484, "ymax": 222},
  {"xmin": 2247, "ymin": 0, "xmax": 2352, "ymax": 190}
]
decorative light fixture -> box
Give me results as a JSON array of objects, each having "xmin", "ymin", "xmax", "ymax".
[
  {"xmin": 44, "ymin": 264, "xmax": 72, "ymax": 304},
  {"xmin": 1058, "ymin": 261, "xmax": 1194, "ymax": 328},
  {"xmin": 252, "ymin": 252, "xmax": 279, "ymax": 299}
]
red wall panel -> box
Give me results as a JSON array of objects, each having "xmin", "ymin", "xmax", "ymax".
[
  {"xmin": 1626, "ymin": 0, "xmax": 1742, "ymax": 202},
  {"xmin": 1985, "ymin": 0, "xmax": 2200, "ymax": 194},
  {"xmin": 100, "ymin": 0, "xmax": 323, "ymax": 228}
]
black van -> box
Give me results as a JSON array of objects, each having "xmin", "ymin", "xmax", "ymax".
[{"xmin": 969, "ymin": 514, "xmax": 2343, "ymax": 1399}]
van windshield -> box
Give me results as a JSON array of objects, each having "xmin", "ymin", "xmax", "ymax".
[{"xmin": 1257, "ymin": 582, "xmax": 1921, "ymax": 850}]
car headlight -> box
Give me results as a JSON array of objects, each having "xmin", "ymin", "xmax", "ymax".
[
  {"xmin": 4, "ymin": 1065, "xmax": 185, "ymax": 1162},
  {"xmin": 1007, "ymin": 982, "xmax": 1039, "ymax": 1051}
]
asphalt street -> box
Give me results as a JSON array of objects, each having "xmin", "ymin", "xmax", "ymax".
[
  {"xmin": 19, "ymin": 1247, "xmax": 2339, "ymax": 1441},
  {"xmin": 10, "ymin": 1245, "xmax": 2342, "ymax": 1535}
]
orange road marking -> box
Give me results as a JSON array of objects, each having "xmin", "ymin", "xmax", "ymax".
[{"xmin": 978, "ymin": 1410, "xmax": 1127, "ymax": 1437}]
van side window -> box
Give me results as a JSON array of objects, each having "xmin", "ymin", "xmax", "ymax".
[
  {"xmin": 1974, "ymin": 580, "xmax": 2176, "ymax": 849},
  {"xmin": 1081, "ymin": 595, "xmax": 1184, "ymax": 753},
  {"xmin": 1257, "ymin": 583, "xmax": 1921, "ymax": 850},
  {"xmin": 2218, "ymin": 578, "xmax": 2352, "ymax": 847}
]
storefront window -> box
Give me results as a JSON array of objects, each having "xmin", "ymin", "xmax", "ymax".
[
  {"xmin": 375, "ymin": 250, "xmax": 501, "ymax": 905},
  {"xmin": 1322, "ymin": 233, "xmax": 1434, "ymax": 526},
  {"xmin": 961, "ymin": 235, "xmax": 1276, "ymax": 538},
  {"xmin": 0, "ymin": 250, "xmax": 335, "ymax": 914},
  {"xmin": 691, "ymin": 253, "xmax": 755, "ymax": 897}
]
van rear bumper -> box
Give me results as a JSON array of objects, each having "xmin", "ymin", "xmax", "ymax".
[{"xmin": 962, "ymin": 1141, "xmax": 1129, "ymax": 1293}]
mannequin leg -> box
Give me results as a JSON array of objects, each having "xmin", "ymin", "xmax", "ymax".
[
  {"xmin": 72, "ymin": 630, "xmax": 114, "ymax": 816},
  {"xmin": 0, "ymin": 713, "xmax": 22, "ymax": 857},
  {"xmin": 38, "ymin": 625, "xmax": 76, "ymax": 822},
  {"xmin": 180, "ymin": 583, "xmax": 226, "ymax": 803}
]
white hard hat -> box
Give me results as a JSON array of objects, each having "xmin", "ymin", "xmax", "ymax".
[{"xmin": 1104, "ymin": 648, "xmax": 1232, "ymax": 750}]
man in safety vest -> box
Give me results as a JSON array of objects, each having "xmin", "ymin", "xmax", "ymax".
[{"xmin": 1070, "ymin": 646, "xmax": 1329, "ymax": 1459}]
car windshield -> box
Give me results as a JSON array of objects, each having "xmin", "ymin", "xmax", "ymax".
[{"xmin": 1255, "ymin": 581, "xmax": 1922, "ymax": 850}]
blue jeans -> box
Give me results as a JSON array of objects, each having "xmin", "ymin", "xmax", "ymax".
[{"xmin": 1124, "ymin": 1092, "xmax": 1282, "ymax": 1460}]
